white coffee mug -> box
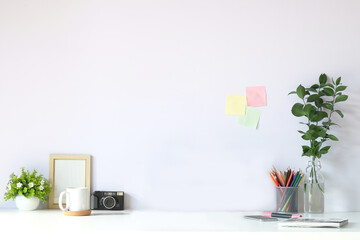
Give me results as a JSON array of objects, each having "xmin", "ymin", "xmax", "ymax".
[{"xmin": 59, "ymin": 187, "xmax": 90, "ymax": 211}]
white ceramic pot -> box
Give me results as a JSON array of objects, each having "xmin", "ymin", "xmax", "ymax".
[{"xmin": 15, "ymin": 195, "xmax": 40, "ymax": 211}]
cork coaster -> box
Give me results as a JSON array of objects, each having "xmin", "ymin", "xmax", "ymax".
[{"xmin": 63, "ymin": 210, "xmax": 91, "ymax": 216}]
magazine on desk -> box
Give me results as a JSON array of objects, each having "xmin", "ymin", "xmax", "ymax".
[{"xmin": 278, "ymin": 218, "xmax": 348, "ymax": 228}]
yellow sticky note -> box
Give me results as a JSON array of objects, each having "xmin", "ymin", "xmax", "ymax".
[{"xmin": 226, "ymin": 95, "xmax": 246, "ymax": 115}]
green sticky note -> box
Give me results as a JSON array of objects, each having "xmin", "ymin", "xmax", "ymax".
[
  {"xmin": 225, "ymin": 95, "xmax": 246, "ymax": 115},
  {"xmin": 238, "ymin": 107, "xmax": 261, "ymax": 129}
]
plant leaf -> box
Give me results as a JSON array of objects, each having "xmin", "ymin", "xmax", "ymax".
[
  {"xmin": 291, "ymin": 103, "xmax": 305, "ymax": 117},
  {"xmin": 302, "ymin": 133, "xmax": 311, "ymax": 140},
  {"xmin": 323, "ymin": 88, "xmax": 335, "ymax": 96},
  {"xmin": 309, "ymin": 111, "xmax": 328, "ymax": 122},
  {"xmin": 318, "ymin": 146, "xmax": 331, "ymax": 155},
  {"xmin": 303, "ymin": 104, "xmax": 316, "ymax": 116},
  {"xmin": 336, "ymin": 77, "xmax": 341, "ymax": 85},
  {"xmin": 302, "ymin": 145, "xmax": 312, "ymax": 157},
  {"xmin": 319, "ymin": 74, "xmax": 327, "ymax": 84},
  {"xmin": 309, "ymin": 124, "xmax": 326, "ymax": 138},
  {"xmin": 325, "ymin": 83, "xmax": 335, "ymax": 89},
  {"xmin": 336, "ymin": 85, "xmax": 347, "ymax": 92},
  {"xmin": 322, "ymin": 103, "xmax": 333, "ymax": 110},
  {"xmin": 307, "ymin": 94, "xmax": 319, "ymax": 102},
  {"xmin": 335, "ymin": 95, "xmax": 348, "ymax": 103},
  {"xmin": 307, "ymin": 88, "xmax": 318, "ymax": 93},
  {"xmin": 311, "ymin": 84, "xmax": 319, "ymax": 89},
  {"xmin": 288, "ymin": 91, "xmax": 297, "ymax": 95},
  {"xmin": 314, "ymin": 98, "xmax": 324, "ymax": 108},
  {"xmin": 327, "ymin": 134, "xmax": 339, "ymax": 141},
  {"xmin": 296, "ymin": 85, "xmax": 306, "ymax": 99},
  {"xmin": 335, "ymin": 110, "xmax": 344, "ymax": 118}
]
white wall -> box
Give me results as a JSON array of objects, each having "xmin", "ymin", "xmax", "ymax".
[{"xmin": 1, "ymin": 0, "xmax": 360, "ymax": 211}]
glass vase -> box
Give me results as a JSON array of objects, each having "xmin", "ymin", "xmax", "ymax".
[{"xmin": 304, "ymin": 157, "xmax": 324, "ymax": 213}]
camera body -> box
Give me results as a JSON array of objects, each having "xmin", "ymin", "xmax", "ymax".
[{"xmin": 91, "ymin": 191, "xmax": 124, "ymax": 210}]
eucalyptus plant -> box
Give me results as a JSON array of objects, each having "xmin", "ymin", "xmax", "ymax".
[{"xmin": 289, "ymin": 73, "xmax": 348, "ymax": 193}]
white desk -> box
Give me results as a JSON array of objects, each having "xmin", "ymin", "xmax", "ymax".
[{"xmin": 0, "ymin": 209, "xmax": 359, "ymax": 233}]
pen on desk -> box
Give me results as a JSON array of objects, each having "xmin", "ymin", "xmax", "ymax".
[{"xmin": 264, "ymin": 212, "xmax": 302, "ymax": 219}]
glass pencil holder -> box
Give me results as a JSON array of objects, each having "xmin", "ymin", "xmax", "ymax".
[{"xmin": 275, "ymin": 187, "xmax": 298, "ymax": 213}]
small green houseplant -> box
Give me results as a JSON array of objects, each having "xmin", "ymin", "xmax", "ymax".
[
  {"xmin": 4, "ymin": 168, "xmax": 51, "ymax": 210},
  {"xmin": 289, "ymin": 73, "xmax": 348, "ymax": 213}
]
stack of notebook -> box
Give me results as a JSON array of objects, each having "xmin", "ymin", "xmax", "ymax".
[{"xmin": 279, "ymin": 218, "xmax": 348, "ymax": 228}]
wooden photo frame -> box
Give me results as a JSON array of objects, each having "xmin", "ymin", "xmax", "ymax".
[{"xmin": 49, "ymin": 154, "xmax": 91, "ymax": 209}]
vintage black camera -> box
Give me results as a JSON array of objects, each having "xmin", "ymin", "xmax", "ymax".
[{"xmin": 91, "ymin": 191, "xmax": 124, "ymax": 210}]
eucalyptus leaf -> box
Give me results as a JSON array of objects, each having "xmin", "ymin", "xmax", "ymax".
[
  {"xmin": 319, "ymin": 74, "xmax": 327, "ymax": 84},
  {"xmin": 322, "ymin": 103, "xmax": 333, "ymax": 111},
  {"xmin": 302, "ymin": 133, "xmax": 311, "ymax": 140},
  {"xmin": 319, "ymin": 146, "xmax": 331, "ymax": 154},
  {"xmin": 335, "ymin": 110, "xmax": 344, "ymax": 118},
  {"xmin": 309, "ymin": 124, "xmax": 326, "ymax": 138},
  {"xmin": 302, "ymin": 146, "xmax": 312, "ymax": 156},
  {"xmin": 336, "ymin": 77, "xmax": 341, "ymax": 85},
  {"xmin": 325, "ymin": 83, "xmax": 335, "ymax": 89},
  {"xmin": 311, "ymin": 84, "xmax": 319, "ymax": 89},
  {"xmin": 307, "ymin": 88, "xmax": 318, "ymax": 93},
  {"xmin": 336, "ymin": 86, "xmax": 347, "ymax": 91},
  {"xmin": 303, "ymin": 104, "xmax": 316, "ymax": 116},
  {"xmin": 302, "ymin": 145, "xmax": 310, "ymax": 151},
  {"xmin": 291, "ymin": 103, "xmax": 305, "ymax": 117},
  {"xmin": 307, "ymin": 94, "xmax": 319, "ymax": 102},
  {"xmin": 323, "ymin": 88, "xmax": 335, "ymax": 96},
  {"xmin": 335, "ymin": 95, "xmax": 348, "ymax": 103},
  {"xmin": 296, "ymin": 85, "xmax": 306, "ymax": 99},
  {"xmin": 327, "ymin": 134, "xmax": 339, "ymax": 141},
  {"xmin": 309, "ymin": 111, "xmax": 328, "ymax": 122},
  {"xmin": 314, "ymin": 98, "xmax": 324, "ymax": 108}
]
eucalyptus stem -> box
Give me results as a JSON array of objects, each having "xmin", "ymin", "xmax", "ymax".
[
  {"xmin": 309, "ymin": 156, "xmax": 324, "ymax": 195},
  {"xmin": 289, "ymin": 74, "xmax": 347, "ymax": 201}
]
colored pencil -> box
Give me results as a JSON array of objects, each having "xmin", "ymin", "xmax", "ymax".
[
  {"xmin": 269, "ymin": 167, "xmax": 303, "ymax": 212},
  {"xmin": 286, "ymin": 169, "xmax": 294, "ymax": 187}
]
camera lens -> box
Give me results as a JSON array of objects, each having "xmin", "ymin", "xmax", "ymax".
[{"xmin": 102, "ymin": 196, "xmax": 116, "ymax": 209}]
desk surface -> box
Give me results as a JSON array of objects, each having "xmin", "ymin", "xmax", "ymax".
[{"xmin": 0, "ymin": 209, "xmax": 359, "ymax": 232}]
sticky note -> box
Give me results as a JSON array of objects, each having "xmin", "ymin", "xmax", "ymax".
[
  {"xmin": 226, "ymin": 95, "xmax": 246, "ymax": 115},
  {"xmin": 246, "ymin": 86, "xmax": 267, "ymax": 107},
  {"xmin": 238, "ymin": 107, "xmax": 261, "ymax": 129}
]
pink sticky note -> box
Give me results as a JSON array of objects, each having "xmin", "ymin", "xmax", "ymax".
[{"xmin": 246, "ymin": 86, "xmax": 267, "ymax": 107}]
